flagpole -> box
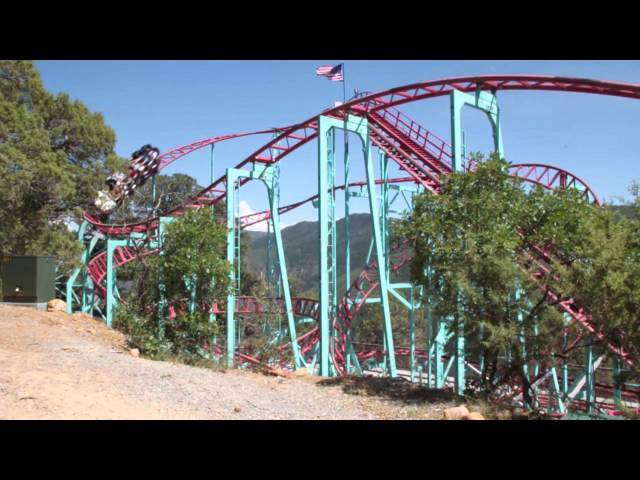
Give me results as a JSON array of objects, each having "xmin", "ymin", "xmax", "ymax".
[
  {"xmin": 342, "ymin": 63, "xmax": 346, "ymax": 104},
  {"xmin": 342, "ymin": 62, "xmax": 351, "ymax": 293}
]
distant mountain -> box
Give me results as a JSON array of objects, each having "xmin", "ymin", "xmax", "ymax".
[
  {"xmin": 246, "ymin": 213, "xmax": 380, "ymax": 295},
  {"xmin": 245, "ymin": 203, "xmax": 638, "ymax": 299},
  {"xmin": 607, "ymin": 203, "xmax": 638, "ymax": 219}
]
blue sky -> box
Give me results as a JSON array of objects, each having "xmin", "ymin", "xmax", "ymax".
[{"xmin": 36, "ymin": 60, "xmax": 640, "ymax": 229}]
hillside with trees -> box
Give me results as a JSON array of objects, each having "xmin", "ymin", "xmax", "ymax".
[{"xmin": 246, "ymin": 213, "xmax": 406, "ymax": 296}]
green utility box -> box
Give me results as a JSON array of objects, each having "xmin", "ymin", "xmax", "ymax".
[{"xmin": 1, "ymin": 255, "xmax": 56, "ymax": 303}]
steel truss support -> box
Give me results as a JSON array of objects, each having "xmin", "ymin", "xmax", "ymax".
[
  {"xmin": 317, "ymin": 114, "xmax": 396, "ymax": 377},
  {"xmin": 450, "ymin": 88, "xmax": 504, "ymax": 170},
  {"xmin": 105, "ymin": 237, "xmax": 128, "ymax": 327},
  {"xmin": 267, "ymin": 165, "xmax": 303, "ymax": 368},
  {"xmin": 82, "ymin": 239, "xmax": 101, "ymax": 314},
  {"xmin": 612, "ymin": 356, "xmax": 622, "ymax": 408},
  {"xmin": 584, "ymin": 343, "xmax": 595, "ymax": 414},
  {"xmin": 344, "ymin": 125, "xmax": 351, "ymax": 298},
  {"xmin": 66, "ymin": 220, "xmax": 100, "ymax": 315},
  {"xmin": 265, "ymin": 130, "xmax": 283, "ymax": 313},
  {"xmin": 444, "ymin": 88, "xmax": 505, "ymax": 395},
  {"xmin": 409, "ymin": 287, "xmax": 417, "ymax": 382},
  {"xmin": 225, "ymin": 164, "xmax": 300, "ymax": 369},
  {"xmin": 104, "ymin": 229, "xmax": 164, "ymax": 328},
  {"xmin": 157, "ymin": 216, "xmax": 173, "ymax": 338}
]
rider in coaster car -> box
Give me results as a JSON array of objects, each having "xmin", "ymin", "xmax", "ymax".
[
  {"xmin": 106, "ymin": 172, "xmax": 127, "ymax": 202},
  {"xmin": 130, "ymin": 145, "xmax": 160, "ymax": 179},
  {"xmin": 132, "ymin": 146, "xmax": 160, "ymax": 187},
  {"xmin": 90, "ymin": 144, "xmax": 161, "ymax": 218}
]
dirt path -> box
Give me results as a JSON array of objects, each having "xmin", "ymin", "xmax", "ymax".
[{"xmin": 0, "ymin": 305, "xmax": 459, "ymax": 420}]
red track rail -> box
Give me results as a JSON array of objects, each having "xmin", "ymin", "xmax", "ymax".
[
  {"xmin": 81, "ymin": 74, "xmax": 640, "ymax": 386},
  {"xmin": 86, "ymin": 74, "xmax": 633, "ymax": 236},
  {"xmin": 84, "ymin": 128, "xmax": 282, "ymax": 235},
  {"xmin": 509, "ymin": 163, "xmax": 601, "ymax": 205},
  {"xmin": 87, "ymin": 245, "xmax": 150, "ymax": 298},
  {"xmin": 240, "ymin": 176, "xmax": 415, "ymax": 229}
]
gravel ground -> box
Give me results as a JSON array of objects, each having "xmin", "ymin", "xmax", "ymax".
[{"xmin": 0, "ymin": 305, "xmax": 460, "ymax": 420}]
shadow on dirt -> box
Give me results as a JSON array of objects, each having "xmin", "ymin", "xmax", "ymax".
[{"xmin": 316, "ymin": 376, "xmax": 457, "ymax": 405}]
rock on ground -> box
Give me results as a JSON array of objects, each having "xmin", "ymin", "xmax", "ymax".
[
  {"xmin": 443, "ymin": 405, "xmax": 470, "ymax": 420},
  {"xmin": 47, "ymin": 299, "xmax": 66, "ymax": 312}
]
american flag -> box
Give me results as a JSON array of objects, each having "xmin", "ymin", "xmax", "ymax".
[{"xmin": 316, "ymin": 64, "xmax": 344, "ymax": 81}]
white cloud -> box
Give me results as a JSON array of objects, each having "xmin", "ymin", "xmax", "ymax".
[{"xmin": 239, "ymin": 200, "xmax": 254, "ymax": 217}]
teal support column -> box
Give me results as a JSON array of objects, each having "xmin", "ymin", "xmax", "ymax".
[
  {"xmin": 450, "ymin": 91, "xmax": 465, "ymax": 171},
  {"xmin": 434, "ymin": 320, "xmax": 447, "ymax": 388},
  {"xmin": 379, "ymin": 151, "xmax": 389, "ymax": 372},
  {"xmin": 425, "ymin": 292, "xmax": 433, "ymax": 387},
  {"xmin": 264, "ymin": 219, "xmax": 273, "ymax": 337},
  {"xmin": 268, "ymin": 165, "xmax": 302, "ymax": 368},
  {"xmin": 433, "ymin": 347, "xmax": 445, "ymax": 388},
  {"xmin": 157, "ymin": 283, "xmax": 166, "ymax": 340},
  {"xmin": 157, "ymin": 217, "xmax": 172, "ymax": 339},
  {"xmin": 381, "ymin": 329, "xmax": 388, "ymax": 375},
  {"xmin": 363, "ymin": 126, "xmax": 397, "ymax": 378},
  {"xmin": 105, "ymin": 240, "xmax": 115, "ymax": 327},
  {"xmin": 66, "ymin": 221, "xmax": 99, "ymax": 315},
  {"xmin": 532, "ymin": 324, "xmax": 540, "ymax": 378},
  {"xmin": 448, "ymin": 88, "xmax": 505, "ymax": 396},
  {"xmin": 462, "ymin": 130, "xmax": 466, "ymax": 166},
  {"xmin": 266, "ymin": 220, "xmax": 274, "ymax": 298},
  {"xmin": 151, "ymin": 175, "xmax": 157, "ymax": 211},
  {"xmin": 104, "ymin": 239, "xmax": 127, "ymax": 327},
  {"xmin": 365, "ymin": 235, "xmax": 375, "ymax": 265},
  {"xmin": 380, "ymin": 151, "xmax": 389, "ymax": 274},
  {"xmin": 223, "ymin": 163, "xmax": 294, "ymax": 368},
  {"xmin": 82, "ymin": 233, "xmax": 100, "ymax": 315},
  {"xmin": 584, "ymin": 344, "xmax": 594, "ymax": 414},
  {"xmin": 453, "ymin": 224, "xmax": 464, "ymax": 394},
  {"xmin": 210, "ymin": 143, "xmax": 215, "ymax": 184},
  {"xmin": 487, "ymin": 102, "xmax": 504, "ymax": 159},
  {"xmin": 329, "ymin": 129, "xmax": 338, "ymax": 329},
  {"xmin": 454, "ymin": 306, "xmax": 465, "ymax": 396},
  {"xmin": 515, "ymin": 288, "xmax": 528, "ymax": 379},
  {"xmin": 66, "ymin": 221, "xmax": 87, "ymax": 313},
  {"xmin": 345, "ymin": 336, "xmax": 362, "ymax": 375},
  {"xmin": 549, "ymin": 367, "xmax": 566, "ymax": 415},
  {"xmin": 101, "ymin": 233, "xmax": 155, "ymax": 326},
  {"xmin": 612, "ymin": 356, "xmax": 622, "ymax": 408},
  {"xmin": 317, "ymin": 116, "xmax": 332, "ymax": 376},
  {"xmin": 225, "ymin": 169, "xmax": 239, "ymax": 368},
  {"xmin": 344, "ymin": 128, "xmax": 351, "ymax": 293},
  {"xmin": 478, "ymin": 324, "xmax": 485, "ymax": 378},
  {"xmin": 562, "ymin": 331, "xmax": 569, "ymax": 396},
  {"xmin": 317, "ymin": 114, "xmax": 396, "ymax": 377},
  {"xmin": 423, "ymin": 264, "xmax": 436, "ymax": 388},
  {"xmin": 66, "ymin": 274, "xmax": 78, "ymax": 313},
  {"xmin": 265, "ymin": 129, "xmax": 279, "ymax": 305},
  {"xmin": 409, "ymin": 288, "xmax": 416, "ymax": 382},
  {"xmin": 450, "ymin": 88, "xmax": 504, "ymax": 170},
  {"xmin": 186, "ymin": 276, "xmax": 197, "ymax": 314}
]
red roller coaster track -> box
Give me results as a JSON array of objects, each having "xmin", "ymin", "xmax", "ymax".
[
  {"xmin": 86, "ymin": 75, "xmax": 636, "ymax": 235},
  {"xmin": 81, "ymin": 74, "xmax": 640, "ymax": 382}
]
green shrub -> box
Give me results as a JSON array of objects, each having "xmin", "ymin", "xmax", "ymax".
[{"xmin": 114, "ymin": 207, "xmax": 230, "ymax": 363}]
